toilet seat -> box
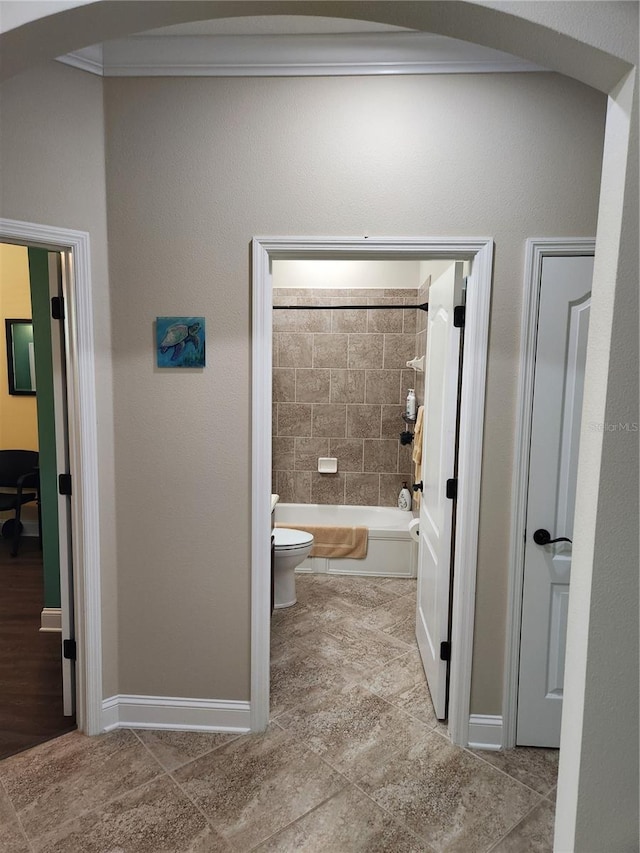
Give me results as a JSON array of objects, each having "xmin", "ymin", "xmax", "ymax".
[{"xmin": 274, "ymin": 527, "xmax": 314, "ymax": 550}]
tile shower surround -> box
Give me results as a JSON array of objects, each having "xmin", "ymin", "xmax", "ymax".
[{"xmin": 272, "ymin": 288, "xmax": 427, "ymax": 507}]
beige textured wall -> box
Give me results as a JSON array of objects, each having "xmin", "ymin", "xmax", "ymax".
[
  {"xmin": 105, "ymin": 71, "xmax": 605, "ymax": 707},
  {"xmin": 0, "ymin": 62, "xmax": 118, "ymax": 699}
]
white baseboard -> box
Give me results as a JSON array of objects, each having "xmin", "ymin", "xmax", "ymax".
[
  {"xmin": 468, "ymin": 714, "xmax": 503, "ymax": 750},
  {"xmin": 101, "ymin": 694, "xmax": 251, "ymax": 734},
  {"xmin": 40, "ymin": 607, "xmax": 62, "ymax": 632}
]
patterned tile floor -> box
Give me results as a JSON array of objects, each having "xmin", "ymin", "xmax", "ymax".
[{"xmin": 0, "ymin": 574, "xmax": 558, "ymax": 852}]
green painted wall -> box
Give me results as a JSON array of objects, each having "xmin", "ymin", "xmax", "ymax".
[{"xmin": 28, "ymin": 248, "xmax": 60, "ymax": 609}]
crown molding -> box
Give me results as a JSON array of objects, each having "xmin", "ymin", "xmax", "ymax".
[{"xmin": 57, "ymin": 32, "xmax": 544, "ymax": 78}]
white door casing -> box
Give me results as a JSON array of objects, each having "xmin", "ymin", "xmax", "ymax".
[
  {"xmin": 0, "ymin": 218, "xmax": 102, "ymax": 735},
  {"xmin": 252, "ymin": 237, "xmax": 492, "ymax": 745},
  {"xmin": 415, "ymin": 261, "xmax": 464, "ymax": 720},
  {"xmin": 516, "ymin": 253, "xmax": 594, "ymax": 747}
]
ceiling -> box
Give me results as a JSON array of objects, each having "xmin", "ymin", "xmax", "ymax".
[{"xmin": 58, "ymin": 14, "xmax": 545, "ymax": 78}]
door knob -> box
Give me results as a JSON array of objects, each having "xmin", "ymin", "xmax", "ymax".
[
  {"xmin": 533, "ymin": 528, "xmax": 572, "ymax": 546},
  {"xmin": 413, "ymin": 481, "xmax": 423, "ymax": 493}
]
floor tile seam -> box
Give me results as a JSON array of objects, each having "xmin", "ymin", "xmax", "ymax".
[
  {"xmin": 165, "ymin": 765, "xmax": 232, "ymax": 848},
  {"xmin": 349, "ymin": 777, "xmax": 437, "ymax": 852},
  {"xmin": 361, "ymin": 684, "xmax": 439, "ymax": 731},
  {"xmin": 244, "ymin": 784, "xmax": 353, "ymax": 851},
  {"xmin": 132, "ymin": 728, "xmax": 246, "ymax": 774},
  {"xmin": 356, "ymin": 682, "xmax": 437, "ymax": 731},
  {"xmin": 21, "ymin": 766, "xmax": 169, "ymax": 846},
  {"xmin": 460, "ymin": 745, "xmax": 554, "ymax": 797},
  {"xmin": 483, "ymin": 793, "xmax": 549, "ymax": 853},
  {"xmin": 167, "ymin": 735, "xmax": 352, "ymax": 851},
  {"xmin": 315, "ymin": 619, "xmax": 415, "ymax": 656},
  {"xmin": 0, "ymin": 773, "xmax": 34, "ymax": 852}
]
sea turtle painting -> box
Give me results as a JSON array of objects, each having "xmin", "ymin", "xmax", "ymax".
[{"xmin": 156, "ymin": 317, "xmax": 205, "ymax": 367}]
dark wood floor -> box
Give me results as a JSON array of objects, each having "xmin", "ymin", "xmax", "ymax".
[{"xmin": 0, "ymin": 536, "xmax": 75, "ymax": 760}]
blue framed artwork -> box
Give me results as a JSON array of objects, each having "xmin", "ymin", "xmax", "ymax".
[{"xmin": 156, "ymin": 317, "xmax": 205, "ymax": 368}]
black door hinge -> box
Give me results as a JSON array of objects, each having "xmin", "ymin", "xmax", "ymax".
[
  {"xmin": 453, "ymin": 305, "xmax": 465, "ymax": 328},
  {"xmin": 63, "ymin": 639, "xmax": 76, "ymax": 661},
  {"xmin": 58, "ymin": 473, "xmax": 72, "ymax": 496},
  {"xmin": 446, "ymin": 478, "xmax": 457, "ymax": 500},
  {"xmin": 51, "ymin": 296, "xmax": 65, "ymax": 320},
  {"xmin": 440, "ymin": 641, "xmax": 451, "ymax": 661}
]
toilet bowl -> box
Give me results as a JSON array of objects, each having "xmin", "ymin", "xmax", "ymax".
[{"xmin": 273, "ymin": 527, "xmax": 314, "ymax": 608}]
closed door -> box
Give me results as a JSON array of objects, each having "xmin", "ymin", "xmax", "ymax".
[
  {"xmin": 415, "ymin": 262, "xmax": 464, "ymax": 720},
  {"xmin": 517, "ymin": 254, "xmax": 593, "ymax": 747}
]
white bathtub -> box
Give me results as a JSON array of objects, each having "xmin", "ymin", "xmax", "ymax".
[{"xmin": 274, "ymin": 503, "xmax": 417, "ymax": 578}]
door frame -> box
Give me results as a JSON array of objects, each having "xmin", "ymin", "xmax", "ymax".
[
  {"xmin": 502, "ymin": 237, "xmax": 596, "ymax": 749},
  {"xmin": 251, "ymin": 236, "xmax": 493, "ymax": 746},
  {"xmin": 0, "ymin": 217, "xmax": 103, "ymax": 736}
]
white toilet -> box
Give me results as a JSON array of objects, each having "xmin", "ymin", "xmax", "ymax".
[{"xmin": 273, "ymin": 527, "xmax": 314, "ymax": 608}]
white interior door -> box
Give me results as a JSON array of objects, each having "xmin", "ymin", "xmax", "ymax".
[
  {"xmin": 517, "ymin": 254, "xmax": 593, "ymax": 747},
  {"xmin": 48, "ymin": 252, "xmax": 75, "ymax": 716},
  {"xmin": 416, "ymin": 261, "xmax": 464, "ymax": 720}
]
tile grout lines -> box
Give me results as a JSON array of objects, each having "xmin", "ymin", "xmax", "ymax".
[{"xmin": 0, "ymin": 772, "xmax": 35, "ymax": 853}]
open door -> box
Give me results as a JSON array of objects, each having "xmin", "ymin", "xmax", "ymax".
[
  {"xmin": 415, "ymin": 261, "xmax": 464, "ymax": 720},
  {"xmin": 28, "ymin": 248, "xmax": 75, "ymax": 718}
]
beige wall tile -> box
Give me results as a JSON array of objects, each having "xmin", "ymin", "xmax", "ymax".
[
  {"xmin": 416, "ymin": 329, "xmax": 427, "ymax": 357},
  {"xmin": 296, "ymin": 308, "xmax": 332, "ymax": 333},
  {"xmin": 365, "ymin": 370, "xmax": 401, "ymax": 404},
  {"xmin": 345, "ymin": 473, "xmax": 380, "ymax": 506},
  {"xmin": 273, "ymin": 368, "xmax": 295, "ymax": 402},
  {"xmin": 347, "ymin": 405, "xmax": 381, "ymax": 439},
  {"xmin": 311, "ymin": 472, "xmax": 345, "ymax": 504},
  {"xmin": 364, "ymin": 439, "xmax": 399, "ymax": 473},
  {"xmin": 273, "ymin": 436, "xmax": 295, "ymax": 470},
  {"xmin": 403, "ymin": 309, "xmax": 417, "ymax": 335},
  {"xmin": 273, "ymin": 308, "xmax": 297, "ymax": 332},
  {"xmin": 276, "ymin": 470, "xmax": 312, "ymax": 503},
  {"xmin": 381, "ymin": 405, "xmax": 405, "ymax": 440},
  {"xmin": 401, "ymin": 370, "xmax": 417, "ymax": 399},
  {"xmin": 379, "ymin": 473, "xmax": 413, "ymax": 507},
  {"xmin": 329, "ymin": 438, "xmax": 364, "ymax": 473},
  {"xmin": 279, "ymin": 333, "xmax": 313, "ymax": 368},
  {"xmin": 313, "ymin": 334, "xmax": 348, "ymax": 368},
  {"xmin": 312, "ymin": 403, "xmax": 347, "ymax": 438},
  {"xmin": 330, "ymin": 369, "xmax": 366, "ymax": 404},
  {"xmin": 273, "ymin": 288, "xmax": 417, "ymax": 508},
  {"xmin": 331, "ymin": 308, "xmax": 367, "ymax": 334},
  {"xmin": 295, "ymin": 369, "xmax": 331, "ymax": 403},
  {"xmin": 367, "ymin": 306, "xmax": 403, "ymax": 334},
  {"xmin": 348, "ymin": 334, "xmax": 384, "ymax": 370},
  {"xmin": 278, "ymin": 403, "xmax": 312, "ymax": 436},
  {"xmin": 295, "ymin": 437, "xmax": 330, "ymax": 471},
  {"xmin": 398, "ymin": 441, "xmax": 414, "ymax": 475},
  {"xmin": 383, "ymin": 334, "xmax": 416, "ymax": 369},
  {"xmin": 272, "ymin": 290, "xmax": 294, "ymax": 306}
]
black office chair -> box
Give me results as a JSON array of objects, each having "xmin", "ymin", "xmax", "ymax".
[{"xmin": 0, "ymin": 450, "xmax": 39, "ymax": 557}]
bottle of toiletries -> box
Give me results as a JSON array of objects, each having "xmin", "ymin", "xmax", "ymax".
[
  {"xmin": 406, "ymin": 388, "xmax": 417, "ymax": 421},
  {"xmin": 398, "ymin": 482, "xmax": 412, "ymax": 511}
]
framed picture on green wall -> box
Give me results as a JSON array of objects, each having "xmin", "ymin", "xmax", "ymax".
[{"xmin": 5, "ymin": 319, "xmax": 36, "ymax": 396}]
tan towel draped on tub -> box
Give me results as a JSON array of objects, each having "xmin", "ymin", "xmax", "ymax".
[{"xmin": 275, "ymin": 524, "xmax": 368, "ymax": 559}]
